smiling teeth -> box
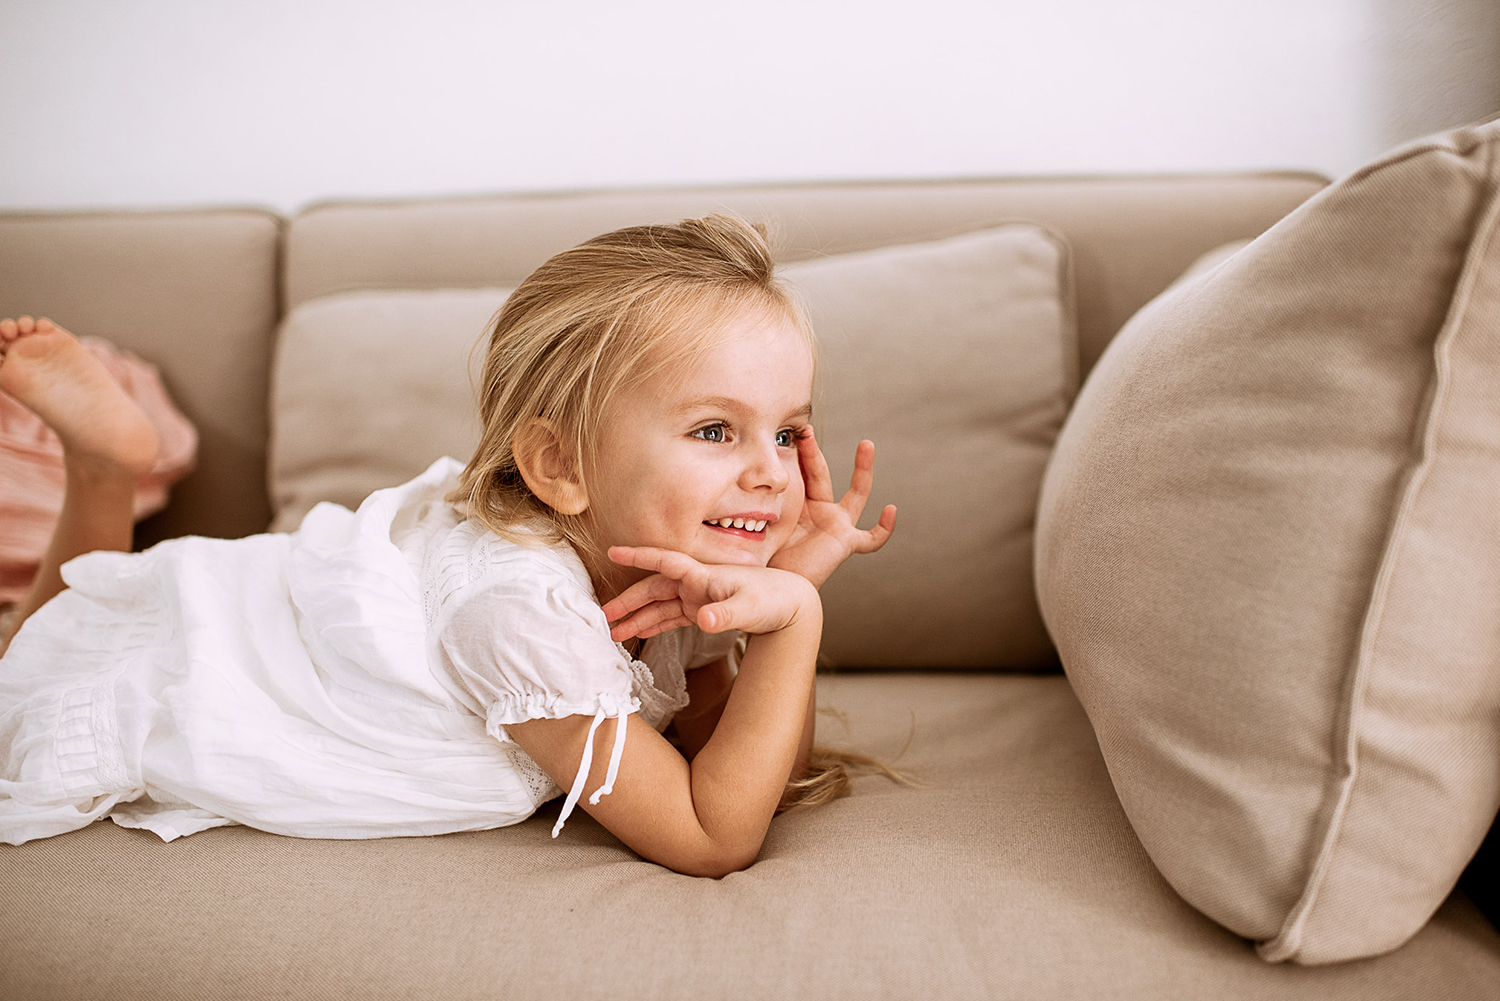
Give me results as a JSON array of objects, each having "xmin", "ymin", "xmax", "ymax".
[{"xmin": 713, "ymin": 518, "xmax": 766, "ymax": 532}]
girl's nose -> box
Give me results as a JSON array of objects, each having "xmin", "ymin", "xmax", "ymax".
[{"xmin": 741, "ymin": 438, "xmax": 791, "ymax": 492}]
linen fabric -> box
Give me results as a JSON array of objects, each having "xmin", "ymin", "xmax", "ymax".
[
  {"xmin": 0, "ymin": 336, "xmax": 198, "ymax": 603},
  {"xmin": 268, "ymin": 225, "xmax": 1075, "ymax": 669},
  {"xmin": 1035, "ymin": 119, "xmax": 1500, "ymax": 964},
  {"xmin": 0, "ymin": 458, "xmax": 732, "ymax": 845}
]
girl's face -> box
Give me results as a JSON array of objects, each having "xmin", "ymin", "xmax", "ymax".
[{"xmin": 585, "ymin": 308, "xmax": 814, "ymax": 593}]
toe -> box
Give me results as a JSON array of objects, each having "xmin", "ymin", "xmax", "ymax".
[
  {"xmin": 0, "ymin": 319, "xmax": 15, "ymax": 341},
  {"xmin": 16, "ymin": 316, "xmax": 35, "ymax": 335}
]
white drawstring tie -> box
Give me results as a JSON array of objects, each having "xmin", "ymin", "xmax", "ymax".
[
  {"xmin": 589, "ymin": 710, "xmax": 629, "ymax": 806},
  {"xmin": 550, "ymin": 707, "xmax": 629, "ymax": 838}
]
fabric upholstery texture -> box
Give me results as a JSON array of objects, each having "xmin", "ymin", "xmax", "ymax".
[
  {"xmin": 0, "ymin": 209, "xmax": 280, "ymax": 543},
  {"xmin": 285, "ymin": 176, "xmax": 1323, "ymax": 378},
  {"xmin": 268, "ymin": 226, "xmax": 1073, "ymax": 669},
  {"xmin": 784, "ymin": 225, "xmax": 1074, "ymax": 668},
  {"xmin": 270, "ymin": 288, "xmax": 501, "ymax": 531},
  {"xmin": 13, "ymin": 174, "xmax": 1499, "ymax": 996},
  {"xmin": 2, "ymin": 674, "xmax": 1495, "ymax": 1001},
  {"xmin": 1035, "ymin": 120, "xmax": 1500, "ymax": 964}
]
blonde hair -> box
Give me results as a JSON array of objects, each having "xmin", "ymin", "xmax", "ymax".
[
  {"xmin": 779, "ymin": 746, "xmax": 914, "ymax": 812},
  {"xmin": 456, "ymin": 214, "xmax": 811, "ymax": 586}
]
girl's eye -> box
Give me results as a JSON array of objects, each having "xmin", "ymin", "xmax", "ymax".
[
  {"xmin": 775, "ymin": 429, "xmax": 796, "ymax": 447},
  {"xmin": 693, "ymin": 424, "xmax": 727, "ymax": 443}
]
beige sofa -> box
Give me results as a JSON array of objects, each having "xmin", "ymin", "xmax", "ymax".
[{"xmin": 1, "ymin": 171, "xmax": 1496, "ymax": 999}]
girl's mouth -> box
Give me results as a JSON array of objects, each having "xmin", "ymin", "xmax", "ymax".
[{"xmin": 704, "ymin": 517, "xmax": 768, "ymax": 538}]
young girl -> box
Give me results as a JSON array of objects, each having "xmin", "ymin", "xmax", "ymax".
[{"xmin": 0, "ymin": 215, "xmax": 896, "ymax": 877}]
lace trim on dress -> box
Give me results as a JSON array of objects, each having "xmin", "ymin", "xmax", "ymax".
[
  {"xmin": 627, "ymin": 654, "xmax": 689, "ymax": 730},
  {"xmin": 510, "ymin": 748, "xmax": 560, "ymax": 807}
]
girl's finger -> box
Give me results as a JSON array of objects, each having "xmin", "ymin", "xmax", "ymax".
[
  {"xmin": 609, "ymin": 600, "xmax": 691, "ymax": 641},
  {"xmin": 837, "ymin": 439, "xmax": 877, "ymax": 520},
  {"xmin": 607, "ymin": 545, "xmax": 703, "ymax": 581},
  {"xmin": 851, "ymin": 504, "xmax": 898, "ymax": 554},
  {"xmin": 631, "ymin": 610, "xmax": 695, "ymax": 640},
  {"xmin": 797, "ymin": 428, "xmax": 836, "ymax": 504},
  {"xmin": 696, "ymin": 584, "xmax": 788, "ymax": 635},
  {"xmin": 601, "ymin": 572, "xmax": 680, "ymax": 622},
  {"xmin": 697, "ymin": 598, "xmax": 746, "ymax": 634}
]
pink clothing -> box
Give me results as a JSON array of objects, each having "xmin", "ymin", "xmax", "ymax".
[{"xmin": 0, "ymin": 336, "xmax": 197, "ymax": 603}]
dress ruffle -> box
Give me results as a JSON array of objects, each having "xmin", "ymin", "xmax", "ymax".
[{"xmin": 484, "ymin": 691, "xmax": 642, "ymax": 745}]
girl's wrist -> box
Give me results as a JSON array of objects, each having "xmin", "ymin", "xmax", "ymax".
[
  {"xmin": 763, "ymin": 587, "xmax": 822, "ymax": 657},
  {"xmin": 773, "ymin": 570, "xmax": 822, "ymax": 634}
]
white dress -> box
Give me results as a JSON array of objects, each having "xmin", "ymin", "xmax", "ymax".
[{"xmin": 0, "ymin": 458, "xmax": 736, "ymax": 845}]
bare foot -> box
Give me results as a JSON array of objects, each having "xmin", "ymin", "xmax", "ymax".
[{"xmin": 0, "ymin": 316, "xmax": 159, "ymax": 478}]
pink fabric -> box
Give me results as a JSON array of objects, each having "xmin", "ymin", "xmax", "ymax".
[{"xmin": 0, "ymin": 337, "xmax": 197, "ymax": 603}]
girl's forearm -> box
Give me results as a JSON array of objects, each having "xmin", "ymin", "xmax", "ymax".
[
  {"xmin": 780, "ymin": 684, "xmax": 817, "ymax": 809},
  {"xmin": 686, "ymin": 604, "xmax": 821, "ymax": 864},
  {"xmin": 675, "ymin": 658, "xmax": 735, "ymax": 761},
  {"xmin": 681, "ymin": 654, "xmax": 816, "ymax": 807}
]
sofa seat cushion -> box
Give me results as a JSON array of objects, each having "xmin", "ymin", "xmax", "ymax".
[
  {"xmin": 1035, "ymin": 118, "xmax": 1500, "ymax": 963},
  {"xmin": 270, "ymin": 224, "xmax": 1076, "ymax": 669},
  {"xmin": 1, "ymin": 673, "xmax": 1494, "ymax": 1001}
]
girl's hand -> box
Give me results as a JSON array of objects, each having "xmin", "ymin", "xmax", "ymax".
[
  {"xmin": 768, "ymin": 430, "xmax": 897, "ymax": 588},
  {"xmin": 603, "ymin": 546, "xmax": 818, "ymax": 641}
]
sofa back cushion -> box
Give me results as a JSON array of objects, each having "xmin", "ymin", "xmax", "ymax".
[
  {"xmin": 1035, "ymin": 119, "xmax": 1500, "ymax": 963},
  {"xmin": 270, "ymin": 288, "xmax": 499, "ymax": 532},
  {"xmin": 0, "ymin": 209, "xmax": 281, "ymax": 544},
  {"xmin": 285, "ymin": 176, "xmax": 1323, "ymax": 379}
]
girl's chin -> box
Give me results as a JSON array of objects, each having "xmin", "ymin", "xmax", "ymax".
[
  {"xmin": 699, "ymin": 547, "xmax": 768, "ymax": 568},
  {"xmin": 694, "ymin": 529, "xmax": 771, "ymax": 565}
]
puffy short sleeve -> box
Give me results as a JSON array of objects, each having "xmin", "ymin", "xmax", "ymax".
[
  {"xmin": 432, "ymin": 554, "xmax": 639, "ymax": 745},
  {"xmin": 427, "ymin": 539, "xmax": 640, "ymax": 838}
]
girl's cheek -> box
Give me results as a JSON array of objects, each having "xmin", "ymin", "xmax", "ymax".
[{"xmin": 783, "ymin": 484, "xmax": 805, "ymax": 529}]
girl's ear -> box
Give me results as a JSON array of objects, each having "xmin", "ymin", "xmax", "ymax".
[{"xmin": 513, "ymin": 418, "xmax": 589, "ymax": 515}]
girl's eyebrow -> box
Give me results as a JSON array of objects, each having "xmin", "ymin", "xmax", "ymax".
[
  {"xmin": 673, "ymin": 397, "xmax": 814, "ymax": 422},
  {"xmin": 785, "ymin": 403, "xmax": 815, "ymax": 422}
]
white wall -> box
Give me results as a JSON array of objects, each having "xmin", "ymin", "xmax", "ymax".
[{"xmin": 0, "ymin": 0, "xmax": 1495, "ymax": 214}]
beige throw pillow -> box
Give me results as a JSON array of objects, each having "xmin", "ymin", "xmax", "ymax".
[
  {"xmin": 1035, "ymin": 119, "xmax": 1500, "ymax": 963},
  {"xmin": 269, "ymin": 224, "xmax": 1076, "ymax": 669},
  {"xmin": 269, "ymin": 288, "xmax": 503, "ymax": 532}
]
